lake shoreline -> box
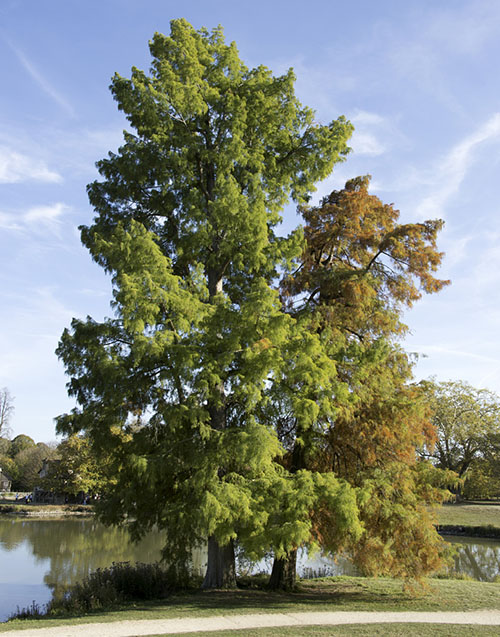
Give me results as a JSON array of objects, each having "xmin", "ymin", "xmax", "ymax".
[
  {"xmin": 1, "ymin": 507, "xmax": 500, "ymax": 540},
  {"xmin": 0, "ymin": 505, "xmax": 94, "ymax": 517},
  {"xmin": 437, "ymin": 524, "xmax": 500, "ymax": 539}
]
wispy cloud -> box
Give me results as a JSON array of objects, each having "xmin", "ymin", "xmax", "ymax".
[
  {"xmin": 0, "ymin": 122, "xmax": 124, "ymax": 186},
  {"xmin": 0, "ymin": 202, "xmax": 70, "ymax": 236},
  {"xmin": 350, "ymin": 131, "xmax": 385, "ymax": 157},
  {"xmin": 412, "ymin": 344, "xmax": 500, "ymax": 365},
  {"xmin": 307, "ymin": 110, "xmax": 406, "ymax": 201},
  {"xmin": 6, "ymin": 40, "xmax": 75, "ymax": 118},
  {"xmin": 349, "ymin": 111, "xmax": 389, "ymax": 157},
  {"xmin": 25, "ymin": 203, "xmax": 67, "ymax": 224},
  {"xmin": 0, "ymin": 144, "xmax": 62, "ymax": 183},
  {"xmin": 407, "ymin": 338, "xmax": 500, "ymax": 394},
  {"xmin": 415, "ymin": 113, "xmax": 500, "ymax": 220}
]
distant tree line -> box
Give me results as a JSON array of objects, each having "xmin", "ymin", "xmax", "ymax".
[
  {"xmin": 0, "ymin": 434, "xmax": 57, "ymax": 491},
  {"xmin": 0, "ymin": 386, "xmax": 106, "ymax": 496},
  {"xmin": 421, "ymin": 379, "xmax": 500, "ymax": 500},
  {"xmin": 0, "ymin": 429, "xmax": 106, "ymax": 495}
]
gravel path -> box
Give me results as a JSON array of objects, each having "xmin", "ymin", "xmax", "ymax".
[{"xmin": 3, "ymin": 610, "xmax": 500, "ymax": 636}]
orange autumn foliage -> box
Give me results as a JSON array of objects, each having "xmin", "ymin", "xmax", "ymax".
[
  {"xmin": 281, "ymin": 175, "xmax": 450, "ymax": 340},
  {"xmin": 275, "ymin": 176, "xmax": 454, "ymax": 586}
]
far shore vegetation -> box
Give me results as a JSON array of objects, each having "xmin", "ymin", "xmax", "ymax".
[{"xmin": 2, "ymin": 499, "xmax": 499, "ymax": 534}]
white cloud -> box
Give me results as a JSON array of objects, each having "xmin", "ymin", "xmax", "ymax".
[
  {"xmin": 351, "ymin": 111, "xmax": 386, "ymax": 127},
  {"xmin": 349, "ymin": 110, "xmax": 409, "ymax": 158},
  {"xmin": 0, "ymin": 145, "xmax": 62, "ymax": 183},
  {"xmin": 0, "ymin": 202, "xmax": 70, "ymax": 235},
  {"xmin": 463, "ymin": 230, "xmax": 500, "ymax": 295},
  {"xmin": 383, "ymin": 2, "xmax": 500, "ymax": 116},
  {"xmin": 25, "ymin": 203, "xmax": 67, "ymax": 224},
  {"xmin": 350, "ymin": 131, "xmax": 386, "ymax": 156},
  {"xmin": 0, "ymin": 211, "xmax": 22, "ymax": 232},
  {"xmin": 407, "ymin": 338, "xmax": 500, "ymax": 396},
  {"xmin": 0, "ymin": 287, "xmax": 72, "ymax": 373},
  {"xmin": 0, "ymin": 122, "xmax": 125, "ymax": 186},
  {"xmin": 307, "ymin": 110, "xmax": 406, "ymax": 200}
]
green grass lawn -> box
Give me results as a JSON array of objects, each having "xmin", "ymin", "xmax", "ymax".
[
  {"xmin": 146, "ymin": 627, "xmax": 500, "ymax": 637},
  {"xmin": 436, "ymin": 503, "xmax": 500, "ymax": 529},
  {"xmin": 1, "ymin": 577, "xmax": 499, "ymax": 632}
]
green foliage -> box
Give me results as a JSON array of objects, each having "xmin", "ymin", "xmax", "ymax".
[
  {"xmin": 42, "ymin": 435, "xmax": 107, "ymax": 497},
  {"xmin": 0, "ymin": 437, "xmax": 11, "ymax": 455},
  {"xmin": 422, "ymin": 380, "xmax": 500, "ymax": 494},
  {"xmin": 0, "ymin": 435, "xmax": 62, "ymax": 492},
  {"xmin": 9, "ymin": 434, "xmax": 35, "ymax": 458},
  {"xmin": 0, "ymin": 454, "xmax": 18, "ymax": 484},
  {"xmin": 57, "ymin": 18, "xmax": 353, "ymax": 582},
  {"xmin": 56, "ymin": 20, "xmax": 451, "ymax": 589},
  {"xmin": 13, "ymin": 443, "xmax": 56, "ymax": 491},
  {"xmin": 462, "ymin": 461, "xmax": 500, "ymax": 500}
]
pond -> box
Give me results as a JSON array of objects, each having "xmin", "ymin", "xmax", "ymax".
[{"xmin": 0, "ymin": 517, "xmax": 499, "ymax": 622}]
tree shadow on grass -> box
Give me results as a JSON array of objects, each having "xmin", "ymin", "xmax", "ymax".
[
  {"xmin": 8, "ymin": 578, "xmax": 415, "ymax": 624},
  {"xmin": 138, "ymin": 578, "xmax": 412, "ymax": 614}
]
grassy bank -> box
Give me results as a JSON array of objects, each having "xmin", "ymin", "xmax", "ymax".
[
  {"xmin": 2, "ymin": 501, "xmax": 498, "ymax": 527},
  {"xmin": 2, "ymin": 576, "xmax": 499, "ymax": 632},
  {"xmin": 0, "ymin": 502, "xmax": 94, "ymax": 517},
  {"xmin": 1, "ymin": 500, "xmax": 498, "ymax": 528},
  {"xmin": 436, "ymin": 503, "xmax": 500, "ymax": 531}
]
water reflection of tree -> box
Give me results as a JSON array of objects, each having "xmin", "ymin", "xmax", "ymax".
[
  {"xmin": 0, "ymin": 519, "xmax": 165, "ymax": 597},
  {"xmin": 447, "ymin": 540, "xmax": 500, "ymax": 582},
  {"xmin": 2, "ymin": 520, "xmax": 498, "ymax": 590},
  {"xmin": 0, "ymin": 519, "xmax": 28, "ymax": 550}
]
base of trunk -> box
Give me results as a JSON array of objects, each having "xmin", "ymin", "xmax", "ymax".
[
  {"xmin": 202, "ymin": 536, "xmax": 237, "ymax": 589},
  {"xmin": 268, "ymin": 549, "xmax": 297, "ymax": 590}
]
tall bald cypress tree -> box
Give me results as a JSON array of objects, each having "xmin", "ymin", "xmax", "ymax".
[{"xmin": 56, "ymin": 19, "xmax": 353, "ymax": 587}]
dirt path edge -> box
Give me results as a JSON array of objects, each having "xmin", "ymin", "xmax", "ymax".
[{"xmin": 3, "ymin": 609, "xmax": 500, "ymax": 636}]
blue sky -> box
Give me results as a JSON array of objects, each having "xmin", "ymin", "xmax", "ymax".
[{"xmin": 2, "ymin": 0, "xmax": 500, "ymax": 441}]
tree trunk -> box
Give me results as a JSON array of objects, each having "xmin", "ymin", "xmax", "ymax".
[
  {"xmin": 268, "ymin": 549, "xmax": 297, "ymax": 590},
  {"xmin": 202, "ymin": 267, "xmax": 237, "ymax": 588},
  {"xmin": 202, "ymin": 535, "xmax": 237, "ymax": 589},
  {"xmin": 268, "ymin": 438, "xmax": 305, "ymax": 589}
]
